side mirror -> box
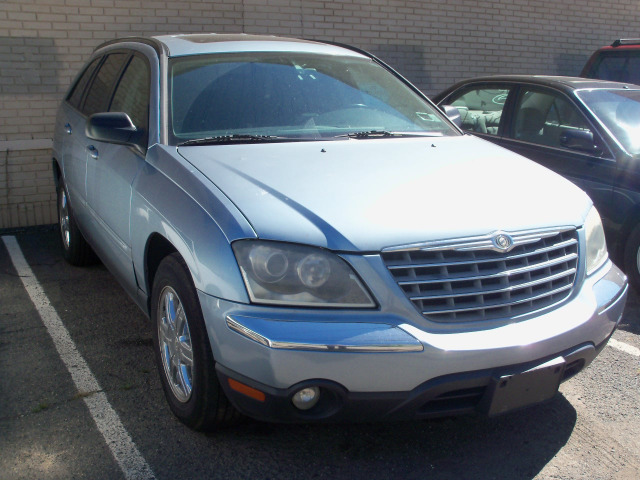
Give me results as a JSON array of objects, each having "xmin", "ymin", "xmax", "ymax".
[
  {"xmin": 86, "ymin": 112, "xmax": 143, "ymax": 148},
  {"xmin": 559, "ymin": 129, "xmax": 603, "ymax": 155},
  {"xmin": 440, "ymin": 105, "xmax": 463, "ymax": 129}
]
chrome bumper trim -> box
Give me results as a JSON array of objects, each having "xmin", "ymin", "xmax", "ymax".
[{"xmin": 226, "ymin": 315, "xmax": 424, "ymax": 353}]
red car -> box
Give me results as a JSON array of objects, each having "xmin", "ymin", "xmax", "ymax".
[{"xmin": 581, "ymin": 39, "xmax": 640, "ymax": 84}]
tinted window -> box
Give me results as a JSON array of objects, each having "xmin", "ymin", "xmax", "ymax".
[
  {"xmin": 588, "ymin": 52, "xmax": 640, "ymax": 84},
  {"xmin": 82, "ymin": 53, "xmax": 128, "ymax": 117},
  {"xmin": 446, "ymin": 86, "xmax": 509, "ymax": 135},
  {"xmin": 110, "ymin": 55, "xmax": 150, "ymax": 134},
  {"xmin": 67, "ymin": 57, "xmax": 101, "ymax": 110},
  {"xmin": 512, "ymin": 89, "xmax": 593, "ymax": 149}
]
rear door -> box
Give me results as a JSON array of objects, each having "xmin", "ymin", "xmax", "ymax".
[{"xmin": 59, "ymin": 56, "xmax": 102, "ymax": 213}]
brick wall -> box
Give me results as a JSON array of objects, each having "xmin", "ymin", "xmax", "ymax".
[{"xmin": 1, "ymin": 0, "xmax": 639, "ymax": 228}]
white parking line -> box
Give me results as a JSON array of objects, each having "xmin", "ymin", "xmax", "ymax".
[
  {"xmin": 2, "ymin": 236, "xmax": 155, "ymax": 480},
  {"xmin": 608, "ymin": 337, "xmax": 640, "ymax": 357}
]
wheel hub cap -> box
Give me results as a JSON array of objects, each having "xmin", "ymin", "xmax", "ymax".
[
  {"xmin": 59, "ymin": 189, "xmax": 71, "ymax": 249},
  {"xmin": 158, "ymin": 287, "xmax": 193, "ymax": 403}
]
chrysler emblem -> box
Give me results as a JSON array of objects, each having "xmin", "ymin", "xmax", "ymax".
[{"xmin": 493, "ymin": 233, "xmax": 513, "ymax": 251}]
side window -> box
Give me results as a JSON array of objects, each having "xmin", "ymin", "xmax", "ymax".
[
  {"xmin": 67, "ymin": 57, "xmax": 101, "ymax": 110},
  {"xmin": 110, "ymin": 55, "xmax": 150, "ymax": 136},
  {"xmin": 81, "ymin": 53, "xmax": 128, "ymax": 117},
  {"xmin": 512, "ymin": 89, "xmax": 594, "ymax": 150},
  {"xmin": 446, "ymin": 86, "xmax": 509, "ymax": 135}
]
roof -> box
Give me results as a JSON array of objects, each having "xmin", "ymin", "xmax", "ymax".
[
  {"xmin": 94, "ymin": 33, "xmax": 366, "ymax": 58},
  {"xmin": 599, "ymin": 38, "xmax": 640, "ymax": 50},
  {"xmin": 151, "ymin": 33, "xmax": 364, "ymax": 58},
  {"xmin": 443, "ymin": 75, "xmax": 639, "ymax": 91}
]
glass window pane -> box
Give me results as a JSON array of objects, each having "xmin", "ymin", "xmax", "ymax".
[
  {"xmin": 513, "ymin": 90, "xmax": 592, "ymax": 149},
  {"xmin": 110, "ymin": 55, "xmax": 150, "ymax": 132},
  {"xmin": 82, "ymin": 53, "xmax": 127, "ymax": 116},
  {"xmin": 169, "ymin": 52, "xmax": 458, "ymax": 142},
  {"xmin": 590, "ymin": 52, "xmax": 640, "ymax": 84},
  {"xmin": 447, "ymin": 87, "xmax": 509, "ymax": 135},
  {"xmin": 578, "ymin": 88, "xmax": 640, "ymax": 156},
  {"xmin": 67, "ymin": 57, "xmax": 101, "ymax": 110}
]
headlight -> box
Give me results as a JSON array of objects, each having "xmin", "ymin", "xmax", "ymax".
[
  {"xmin": 585, "ymin": 206, "xmax": 608, "ymax": 275},
  {"xmin": 233, "ymin": 240, "xmax": 376, "ymax": 307}
]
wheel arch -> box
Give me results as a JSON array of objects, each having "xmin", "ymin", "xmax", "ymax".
[
  {"xmin": 144, "ymin": 232, "xmax": 178, "ymax": 314},
  {"xmin": 616, "ymin": 204, "xmax": 640, "ymax": 259},
  {"xmin": 131, "ymin": 146, "xmax": 254, "ymax": 313}
]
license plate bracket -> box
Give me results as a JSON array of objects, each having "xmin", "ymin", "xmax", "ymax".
[{"xmin": 481, "ymin": 356, "xmax": 566, "ymax": 416}]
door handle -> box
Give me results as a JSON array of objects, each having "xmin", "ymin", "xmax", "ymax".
[
  {"xmin": 65, "ymin": 123, "xmax": 72, "ymax": 135},
  {"xmin": 87, "ymin": 145, "xmax": 99, "ymax": 159}
]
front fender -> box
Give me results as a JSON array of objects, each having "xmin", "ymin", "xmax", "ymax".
[{"xmin": 131, "ymin": 145, "xmax": 256, "ymax": 303}]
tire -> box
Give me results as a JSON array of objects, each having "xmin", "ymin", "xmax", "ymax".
[
  {"xmin": 151, "ymin": 253, "xmax": 239, "ymax": 430},
  {"xmin": 57, "ymin": 180, "xmax": 95, "ymax": 266},
  {"xmin": 623, "ymin": 223, "xmax": 640, "ymax": 292}
]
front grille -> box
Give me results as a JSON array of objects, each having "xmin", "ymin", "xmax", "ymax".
[{"xmin": 382, "ymin": 229, "xmax": 579, "ymax": 323}]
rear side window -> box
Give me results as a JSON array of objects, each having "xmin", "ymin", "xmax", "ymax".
[
  {"xmin": 82, "ymin": 53, "xmax": 128, "ymax": 117},
  {"xmin": 446, "ymin": 86, "xmax": 510, "ymax": 135},
  {"xmin": 67, "ymin": 57, "xmax": 101, "ymax": 110}
]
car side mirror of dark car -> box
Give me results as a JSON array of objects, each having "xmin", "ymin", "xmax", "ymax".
[
  {"xmin": 560, "ymin": 129, "xmax": 603, "ymax": 156},
  {"xmin": 86, "ymin": 112, "xmax": 145, "ymax": 150},
  {"xmin": 440, "ymin": 105, "xmax": 463, "ymax": 129}
]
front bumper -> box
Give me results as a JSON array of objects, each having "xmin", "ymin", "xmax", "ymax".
[{"xmin": 199, "ymin": 261, "xmax": 627, "ymax": 422}]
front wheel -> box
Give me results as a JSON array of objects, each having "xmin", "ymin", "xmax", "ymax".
[
  {"xmin": 151, "ymin": 253, "xmax": 239, "ymax": 430},
  {"xmin": 623, "ymin": 223, "xmax": 640, "ymax": 292}
]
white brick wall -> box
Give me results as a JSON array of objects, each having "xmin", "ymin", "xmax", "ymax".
[{"xmin": 1, "ymin": 0, "xmax": 639, "ymax": 228}]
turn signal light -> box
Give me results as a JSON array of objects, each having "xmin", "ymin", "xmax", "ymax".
[{"xmin": 228, "ymin": 378, "xmax": 266, "ymax": 402}]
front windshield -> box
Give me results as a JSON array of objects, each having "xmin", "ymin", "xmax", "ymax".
[
  {"xmin": 577, "ymin": 88, "xmax": 640, "ymax": 157},
  {"xmin": 168, "ymin": 52, "xmax": 457, "ymax": 144}
]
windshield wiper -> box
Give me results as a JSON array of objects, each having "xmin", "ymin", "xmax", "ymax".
[
  {"xmin": 178, "ymin": 134, "xmax": 284, "ymax": 146},
  {"xmin": 337, "ymin": 130, "xmax": 443, "ymax": 139}
]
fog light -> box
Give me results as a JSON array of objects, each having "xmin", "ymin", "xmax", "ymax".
[{"xmin": 292, "ymin": 387, "xmax": 320, "ymax": 410}]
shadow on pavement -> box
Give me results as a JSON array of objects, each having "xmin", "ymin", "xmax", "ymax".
[{"xmin": 207, "ymin": 395, "xmax": 577, "ymax": 480}]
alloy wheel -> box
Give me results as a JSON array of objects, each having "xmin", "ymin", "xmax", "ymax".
[
  {"xmin": 59, "ymin": 188, "xmax": 71, "ymax": 249},
  {"xmin": 157, "ymin": 286, "xmax": 194, "ymax": 403}
]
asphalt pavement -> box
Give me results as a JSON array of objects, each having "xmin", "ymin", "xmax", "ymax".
[{"xmin": 1, "ymin": 227, "xmax": 639, "ymax": 480}]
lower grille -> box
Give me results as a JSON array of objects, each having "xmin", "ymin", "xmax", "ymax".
[
  {"xmin": 419, "ymin": 387, "xmax": 486, "ymax": 416},
  {"xmin": 382, "ymin": 228, "xmax": 579, "ymax": 323}
]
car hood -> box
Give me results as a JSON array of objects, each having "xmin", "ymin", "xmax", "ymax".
[{"xmin": 178, "ymin": 136, "xmax": 591, "ymax": 252}]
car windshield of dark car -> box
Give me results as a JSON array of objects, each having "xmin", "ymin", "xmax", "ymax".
[
  {"xmin": 168, "ymin": 52, "xmax": 458, "ymax": 144},
  {"xmin": 578, "ymin": 89, "xmax": 640, "ymax": 157}
]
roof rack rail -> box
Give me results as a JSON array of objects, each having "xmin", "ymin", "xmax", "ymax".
[{"xmin": 611, "ymin": 39, "xmax": 640, "ymax": 47}]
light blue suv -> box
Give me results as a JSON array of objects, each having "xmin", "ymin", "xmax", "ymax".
[{"xmin": 53, "ymin": 34, "xmax": 628, "ymax": 430}]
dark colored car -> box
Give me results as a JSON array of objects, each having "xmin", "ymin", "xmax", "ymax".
[
  {"xmin": 433, "ymin": 75, "xmax": 640, "ymax": 291},
  {"xmin": 581, "ymin": 39, "xmax": 640, "ymax": 84}
]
